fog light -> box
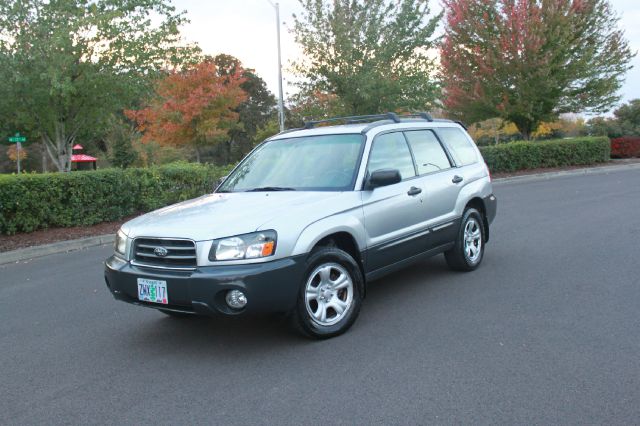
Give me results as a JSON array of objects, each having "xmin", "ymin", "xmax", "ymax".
[{"xmin": 225, "ymin": 290, "xmax": 247, "ymax": 309}]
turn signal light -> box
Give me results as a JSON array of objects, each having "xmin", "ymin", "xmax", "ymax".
[{"xmin": 261, "ymin": 241, "xmax": 275, "ymax": 257}]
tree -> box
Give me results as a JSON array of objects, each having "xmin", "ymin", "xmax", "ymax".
[
  {"xmin": 104, "ymin": 115, "xmax": 139, "ymax": 169},
  {"xmin": 587, "ymin": 116, "xmax": 621, "ymax": 138},
  {"xmin": 468, "ymin": 118, "xmax": 520, "ymax": 145},
  {"xmin": 126, "ymin": 61, "xmax": 247, "ymax": 163},
  {"xmin": 0, "ymin": 0, "xmax": 199, "ymax": 171},
  {"xmin": 612, "ymin": 99, "xmax": 640, "ymax": 136},
  {"xmin": 6, "ymin": 144, "xmax": 27, "ymax": 162},
  {"xmin": 441, "ymin": 0, "xmax": 634, "ymax": 140},
  {"xmin": 290, "ymin": 90, "xmax": 349, "ymax": 122},
  {"xmin": 211, "ymin": 54, "xmax": 277, "ymax": 163},
  {"xmin": 292, "ymin": 0, "xmax": 441, "ymax": 116}
]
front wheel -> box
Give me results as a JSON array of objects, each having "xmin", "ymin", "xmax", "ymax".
[
  {"xmin": 445, "ymin": 208, "xmax": 485, "ymax": 271},
  {"xmin": 291, "ymin": 247, "xmax": 364, "ymax": 339}
]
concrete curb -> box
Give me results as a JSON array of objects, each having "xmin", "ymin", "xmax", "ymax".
[
  {"xmin": 0, "ymin": 234, "xmax": 114, "ymax": 265},
  {"xmin": 1, "ymin": 161, "xmax": 638, "ymax": 265},
  {"xmin": 493, "ymin": 161, "xmax": 640, "ymax": 184}
]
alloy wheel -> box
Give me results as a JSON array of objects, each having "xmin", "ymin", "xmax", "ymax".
[{"xmin": 304, "ymin": 262, "xmax": 354, "ymax": 327}]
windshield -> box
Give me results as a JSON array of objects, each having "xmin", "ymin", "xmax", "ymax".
[{"xmin": 219, "ymin": 134, "xmax": 365, "ymax": 192}]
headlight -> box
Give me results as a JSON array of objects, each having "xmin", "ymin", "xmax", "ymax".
[
  {"xmin": 114, "ymin": 229, "xmax": 127, "ymax": 256},
  {"xmin": 209, "ymin": 230, "xmax": 277, "ymax": 261}
]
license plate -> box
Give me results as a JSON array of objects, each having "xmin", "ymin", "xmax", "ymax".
[{"xmin": 137, "ymin": 278, "xmax": 168, "ymax": 304}]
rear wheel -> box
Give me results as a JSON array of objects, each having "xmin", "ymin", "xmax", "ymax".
[
  {"xmin": 445, "ymin": 208, "xmax": 485, "ymax": 271},
  {"xmin": 291, "ymin": 247, "xmax": 363, "ymax": 339}
]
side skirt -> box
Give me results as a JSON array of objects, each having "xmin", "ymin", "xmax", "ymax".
[{"xmin": 364, "ymin": 242, "xmax": 455, "ymax": 282}]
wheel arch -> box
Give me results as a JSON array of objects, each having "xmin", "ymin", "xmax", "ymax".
[
  {"xmin": 464, "ymin": 197, "xmax": 490, "ymax": 243},
  {"xmin": 306, "ymin": 230, "xmax": 367, "ymax": 297}
]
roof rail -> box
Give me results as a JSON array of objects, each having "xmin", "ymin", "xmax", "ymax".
[
  {"xmin": 303, "ymin": 112, "xmax": 438, "ymax": 129},
  {"xmin": 302, "ymin": 111, "xmax": 439, "ymax": 129},
  {"xmin": 303, "ymin": 112, "xmax": 401, "ymax": 129}
]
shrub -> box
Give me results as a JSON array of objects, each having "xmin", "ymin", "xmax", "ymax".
[
  {"xmin": 479, "ymin": 137, "xmax": 610, "ymax": 173},
  {"xmin": 0, "ymin": 163, "xmax": 232, "ymax": 235},
  {"xmin": 610, "ymin": 137, "xmax": 640, "ymax": 158}
]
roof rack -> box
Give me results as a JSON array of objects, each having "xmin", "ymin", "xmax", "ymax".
[{"xmin": 303, "ymin": 111, "xmax": 435, "ymax": 129}]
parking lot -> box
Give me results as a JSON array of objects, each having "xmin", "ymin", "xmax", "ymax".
[{"xmin": 1, "ymin": 168, "xmax": 639, "ymax": 425}]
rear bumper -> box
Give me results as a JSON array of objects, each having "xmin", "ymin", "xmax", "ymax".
[{"xmin": 104, "ymin": 255, "xmax": 306, "ymax": 316}]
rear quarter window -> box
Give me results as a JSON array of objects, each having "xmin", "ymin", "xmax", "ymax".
[{"xmin": 437, "ymin": 127, "xmax": 478, "ymax": 166}]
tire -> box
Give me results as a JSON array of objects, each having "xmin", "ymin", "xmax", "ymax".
[
  {"xmin": 445, "ymin": 208, "xmax": 486, "ymax": 272},
  {"xmin": 291, "ymin": 247, "xmax": 364, "ymax": 339}
]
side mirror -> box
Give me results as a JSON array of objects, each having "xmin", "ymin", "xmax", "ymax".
[{"xmin": 366, "ymin": 169, "xmax": 401, "ymax": 189}]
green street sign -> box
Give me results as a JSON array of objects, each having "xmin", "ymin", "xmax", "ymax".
[{"xmin": 8, "ymin": 132, "xmax": 26, "ymax": 143}]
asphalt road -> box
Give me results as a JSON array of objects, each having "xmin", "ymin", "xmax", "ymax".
[{"xmin": 2, "ymin": 168, "xmax": 640, "ymax": 425}]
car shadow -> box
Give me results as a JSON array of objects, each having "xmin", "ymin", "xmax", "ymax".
[{"xmin": 116, "ymin": 254, "xmax": 455, "ymax": 354}]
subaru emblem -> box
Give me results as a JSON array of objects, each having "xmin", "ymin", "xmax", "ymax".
[{"xmin": 154, "ymin": 247, "xmax": 169, "ymax": 257}]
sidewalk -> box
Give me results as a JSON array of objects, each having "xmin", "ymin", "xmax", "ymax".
[
  {"xmin": 0, "ymin": 234, "xmax": 114, "ymax": 265},
  {"xmin": 2, "ymin": 160, "xmax": 639, "ymax": 265}
]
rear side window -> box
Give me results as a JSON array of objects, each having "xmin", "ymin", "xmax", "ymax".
[
  {"xmin": 438, "ymin": 127, "xmax": 478, "ymax": 166},
  {"xmin": 404, "ymin": 130, "xmax": 451, "ymax": 174},
  {"xmin": 367, "ymin": 132, "xmax": 416, "ymax": 180}
]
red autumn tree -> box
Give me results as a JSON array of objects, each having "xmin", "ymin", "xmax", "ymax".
[
  {"xmin": 441, "ymin": 0, "xmax": 633, "ymax": 140},
  {"xmin": 126, "ymin": 61, "xmax": 247, "ymax": 161}
]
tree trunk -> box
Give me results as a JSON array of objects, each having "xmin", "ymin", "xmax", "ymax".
[
  {"xmin": 194, "ymin": 146, "xmax": 201, "ymax": 163},
  {"xmin": 513, "ymin": 119, "xmax": 535, "ymax": 141},
  {"xmin": 41, "ymin": 143, "xmax": 48, "ymax": 173},
  {"xmin": 42, "ymin": 122, "xmax": 75, "ymax": 172}
]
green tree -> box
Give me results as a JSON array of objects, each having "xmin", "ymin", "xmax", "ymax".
[
  {"xmin": 0, "ymin": 0, "xmax": 199, "ymax": 172},
  {"xmin": 104, "ymin": 115, "xmax": 139, "ymax": 169},
  {"xmin": 292, "ymin": 0, "xmax": 441, "ymax": 116},
  {"xmin": 254, "ymin": 118, "xmax": 281, "ymax": 144},
  {"xmin": 612, "ymin": 99, "xmax": 640, "ymax": 136},
  {"xmin": 586, "ymin": 116, "xmax": 621, "ymax": 138},
  {"xmin": 441, "ymin": 0, "xmax": 634, "ymax": 140}
]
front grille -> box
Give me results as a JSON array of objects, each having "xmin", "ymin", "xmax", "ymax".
[{"xmin": 132, "ymin": 238, "xmax": 197, "ymax": 269}]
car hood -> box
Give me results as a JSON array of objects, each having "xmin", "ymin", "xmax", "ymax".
[{"xmin": 121, "ymin": 191, "xmax": 350, "ymax": 241}]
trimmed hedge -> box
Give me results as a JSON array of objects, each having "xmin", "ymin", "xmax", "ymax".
[
  {"xmin": 610, "ymin": 137, "xmax": 640, "ymax": 158},
  {"xmin": 0, "ymin": 163, "xmax": 232, "ymax": 235},
  {"xmin": 479, "ymin": 137, "xmax": 610, "ymax": 173}
]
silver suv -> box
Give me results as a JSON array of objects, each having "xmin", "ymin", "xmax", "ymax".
[{"xmin": 105, "ymin": 113, "xmax": 497, "ymax": 338}]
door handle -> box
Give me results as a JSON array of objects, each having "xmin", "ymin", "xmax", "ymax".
[
  {"xmin": 407, "ymin": 186, "xmax": 422, "ymax": 196},
  {"xmin": 452, "ymin": 175, "xmax": 464, "ymax": 184}
]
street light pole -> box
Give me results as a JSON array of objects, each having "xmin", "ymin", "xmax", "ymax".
[{"xmin": 268, "ymin": 1, "xmax": 286, "ymax": 132}]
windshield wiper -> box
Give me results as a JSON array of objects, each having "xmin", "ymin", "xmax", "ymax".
[{"xmin": 245, "ymin": 186, "xmax": 296, "ymax": 192}]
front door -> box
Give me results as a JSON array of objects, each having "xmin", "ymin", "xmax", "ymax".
[{"xmin": 361, "ymin": 131, "xmax": 425, "ymax": 272}]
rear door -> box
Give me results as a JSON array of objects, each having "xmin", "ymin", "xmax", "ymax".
[
  {"xmin": 403, "ymin": 129, "xmax": 462, "ymax": 246},
  {"xmin": 361, "ymin": 131, "xmax": 425, "ymax": 271}
]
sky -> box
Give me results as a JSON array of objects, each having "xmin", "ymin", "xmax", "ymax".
[{"xmin": 174, "ymin": 0, "xmax": 640, "ymax": 111}]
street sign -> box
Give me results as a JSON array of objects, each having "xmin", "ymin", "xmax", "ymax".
[
  {"xmin": 6, "ymin": 132, "xmax": 27, "ymax": 173},
  {"xmin": 8, "ymin": 133, "xmax": 26, "ymax": 143}
]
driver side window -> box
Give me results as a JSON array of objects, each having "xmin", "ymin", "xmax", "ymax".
[{"xmin": 367, "ymin": 132, "xmax": 416, "ymax": 181}]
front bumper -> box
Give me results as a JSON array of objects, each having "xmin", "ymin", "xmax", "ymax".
[{"xmin": 104, "ymin": 255, "xmax": 306, "ymax": 316}]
